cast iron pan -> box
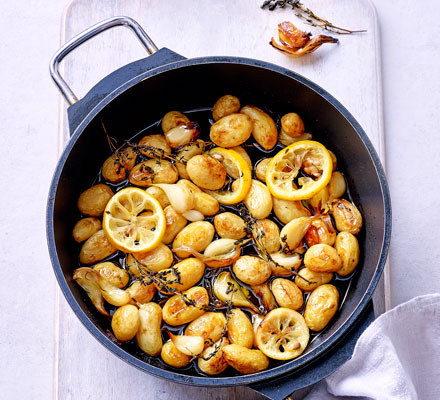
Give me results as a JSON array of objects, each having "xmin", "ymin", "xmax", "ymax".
[{"xmin": 47, "ymin": 17, "xmax": 391, "ymax": 399}]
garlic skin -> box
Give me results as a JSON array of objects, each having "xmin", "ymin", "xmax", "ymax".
[{"xmin": 165, "ymin": 122, "xmax": 200, "ymax": 148}]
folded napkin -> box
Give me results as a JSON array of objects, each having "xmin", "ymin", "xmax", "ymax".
[{"xmin": 305, "ymin": 294, "xmax": 440, "ymax": 400}]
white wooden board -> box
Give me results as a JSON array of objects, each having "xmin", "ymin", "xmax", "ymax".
[{"xmin": 56, "ymin": 1, "xmax": 388, "ymax": 399}]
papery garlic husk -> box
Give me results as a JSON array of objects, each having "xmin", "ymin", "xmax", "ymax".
[
  {"xmin": 168, "ymin": 332, "xmax": 205, "ymax": 356},
  {"xmin": 182, "ymin": 209, "xmax": 204, "ymax": 222},
  {"xmin": 165, "ymin": 122, "xmax": 200, "ymax": 148},
  {"xmin": 97, "ymin": 275, "xmax": 131, "ymax": 307},
  {"xmin": 154, "ymin": 183, "xmax": 195, "ymax": 214},
  {"xmin": 73, "ymin": 267, "xmax": 110, "ymax": 317},
  {"xmin": 280, "ymin": 216, "xmax": 315, "ymax": 251}
]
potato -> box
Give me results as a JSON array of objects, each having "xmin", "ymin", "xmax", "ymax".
[
  {"xmin": 101, "ymin": 147, "xmax": 137, "ymax": 183},
  {"xmin": 227, "ymin": 309, "xmax": 254, "ymax": 349},
  {"xmin": 255, "ymin": 219, "xmax": 280, "ymax": 253},
  {"xmin": 331, "ymin": 199, "xmax": 363, "ymax": 235},
  {"xmin": 240, "ymin": 105, "xmax": 277, "ymax": 150},
  {"xmin": 173, "ymin": 221, "xmax": 215, "ymax": 258},
  {"xmin": 294, "ymin": 268, "xmax": 333, "ymax": 292},
  {"xmin": 126, "ymin": 280, "xmax": 156, "ymax": 304},
  {"xmin": 194, "ymin": 192, "xmax": 219, "ymax": 216},
  {"xmin": 111, "ymin": 304, "xmax": 140, "ymax": 342},
  {"xmin": 233, "ymin": 256, "xmax": 271, "ymax": 285},
  {"xmin": 305, "ymin": 215, "xmax": 337, "ymax": 247},
  {"xmin": 162, "ymin": 287, "xmax": 209, "ymax": 326},
  {"xmin": 72, "ymin": 217, "xmax": 101, "ymax": 242},
  {"xmin": 185, "ymin": 312, "xmax": 226, "ymax": 347},
  {"xmin": 304, "ymin": 244, "xmax": 342, "ymax": 273},
  {"xmin": 77, "ymin": 184, "xmax": 113, "ymax": 217},
  {"xmin": 212, "ymin": 95, "xmax": 241, "ymax": 121},
  {"xmin": 161, "ymin": 341, "xmax": 191, "ymax": 368},
  {"xmin": 328, "ymin": 150, "xmax": 338, "ymax": 171},
  {"xmin": 244, "ymin": 180, "xmax": 273, "ymax": 219},
  {"xmin": 79, "ymin": 230, "xmax": 117, "ymax": 264},
  {"xmin": 213, "ymin": 212, "xmax": 247, "ymax": 240},
  {"xmin": 162, "ymin": 206, "xmax": 187, "ymax": 245},
  {"xmin": 222, "ymin": 344, "xmax": 269, "ymax": 374},
  {"xmin": 161, "ymin": 111, "xmax": 189, "ymax": 133},
  {"xmin": 273, "ymin": 197, "xmax": 311, "ymax": 225},
  {"xmin": 328, "ymin": 171, "xmax": 346, "ymax": 200},
  {"xmin": 335, "ymin": 232, "xmax": 360, "ymax": 276},
  {"xmin": 255, "ymin": 158, "xmax": 272, "ymax": 182},
  {"xmin": 271, "ymin": 278, "xmax": 303, "ymax": 310},
  {"xmin": 198, "ymin": 338, "xmax": 230, "ymax": 375},
  {"xmin": 97, "ymin": 274, "xmax": 130, "ymax": 306},
  {"xmin": 304, "ymin": 284, "xmax": 339, "ymax": 331},
  {"xmin": 186, "ymin": 155, "xmax": 226, "ymax": 190},
  {"xmin": 136, "ymin": 303, "xmax": 162, "ymax": 356},
  {"xmin": 280, "ymin": 113, "xmax": 305, "ymax": 138},
  {"xmin": 309, "ymin": 186, "xmax": 330, "ymax": 210},
  {"xmin": 129, "ymin": 159, "xmax": 178, "ymax": 187},
  {"xmin": 175, "ymin": 140, "xmax": 204, "ymax": 179},
  {"xmin": 126, "ymin": 243, "xmax": 173, "ymax": 275},
  {"xmin": 94, "ymin": 262, "xmax": 129, "ymax": 288},
  {"xmin": 146, "ymin": 186, "xmax": 170, "ymax": 209},
  {"xmin": 210, "ymin": 113, "xmax": 253, "ymax": 148},
  {"xmin": 156, "ymin": 258, "xmax": 205, "ymax": 294},
  {"xmin": 138, "ymin": 134, "xmax": 171, "ymax": 158}
]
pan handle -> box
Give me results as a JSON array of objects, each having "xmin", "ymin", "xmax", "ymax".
[{"xmin": 49, "ymin": 16, "xmax": 158, "ymax": 105}]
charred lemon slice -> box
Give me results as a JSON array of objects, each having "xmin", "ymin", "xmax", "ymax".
[
  {"xmin": 266, "ymin": 140, "xmax": 332, "ymax": 200},
  {"xmin": 255, "ymin": 308, "xmax": 309, "ymax": 360},
  {"xmin": 205, "ymin": 147, "xmax": 252, "ymax": 204},
  {"xmin": 103, "ymin": 187, "xmax": 165, "ymax": 253}
]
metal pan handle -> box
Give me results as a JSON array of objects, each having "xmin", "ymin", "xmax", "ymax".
[{"xmin": 49, "ymin": 16, "xmax": 158, "ymax": 105}]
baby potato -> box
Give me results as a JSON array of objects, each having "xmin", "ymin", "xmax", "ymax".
[
  {"xmin": 194, "ymin": 192, "xmax": 219, "ymax": 216},
  {"xmin": 185, "ymin": 312, "xmax": 226, "ymax": 347},
  {"xmin": 162, "ymin": 206, "xmax": 188, "ymax": 245},
  {"xmin": 186, "ymin": 155, "xmax": 226, "ymax": 190},
  {"xmin": 244, "ymin": 180, "xmax": 273, "ymax": 219},
  {"xmin": 173, "ymin": 221, "xmax": 215, "ymax": 258},
  {"xmin": 175, "ymin": 140, "xmax": 204, "ymax": 179},
  {"xmin": 331, "ymin": 199, "xmax": 363, "ymax": 235},
  {"xmin": 212, "ymin": 94, "xmax": 241, "ymax": 121},
  {"xmin": 126, "ymin": 280, "xmax": 156, "ymax": 304},
  {"xmin": 156, "ymin": 258, "xmax": 205, "ymax": 294},
  {"xmin": 77, "ymin": 184, "xmax": 113, "ymax": 217},
  {"xmin": 269, "ymin": 252, "xmax": 302, "ymax": 276},
  {"xmin": 233, "ymin": 256, "xmax": 271, "ymax": 285},
  {"xmin": 304, "ymin": 284, "xmax": 339, "ymax": 331},
  {"xmin": 335, "ymin": 232, "xmax": 360, "ymax": 276},
  {"xmin": 161, "ymin": 340, "xmax": 192, "ymax": 368},
  {"xmin": 101, "ymin": 147, "xmax": 137, "ymax": 183},
  {"xmin": 295, "ymin": 268, "xmax": 333, "ymax": 292},
  {"xmin": 162, "ymin": 287, "xmax": 209, "ymax": 326},
  {"xmin": 146, "ymin": 186, "xmax": 170, "ymax": 209},
  {"xmin": 227, "ymin": 309, "xmax": 254, "ymax": 349},
  {"xmin": 94, "ymin": 262, "xmax": 129, "ymax": 288},
  {"xmin": 271, "ymin": 279, "xmax": 303, "ymax": 311},
  {"xmin": 255, "ymin": 219, "xmax": 280, "ymax": 253},
  {"xmin": 304, "ymin": 244, "xmax": 342, "ymax": 273},
  {"xmin": 240, "ymin": 105, "xmax": 278, "ymax": 150},
  {"xmin": 210, "ymin": 113, "xmax": 253, "ymax": 148},
  {"xmin": 126, "ymin": 243, "xmax": 173, "ymax": 274},
  {"xmin": 222, "ymin": 344, "xmax": 269, "ymax": 374},
  {"xmin": 136, "ymin": 302, "xmax": 162, "ymax": 356},
  {"xmin": 161, "ymin": 111, "xmax": 190, "ymax": 133},
  {"xmin": 79, "ymin": 230, "xmax": 117, "ymax": 264},
  {"xmin": 255, "ymin": 158, "xmax": 272, "ymax": 182},
  {"xmin": 273, "ymin": 197, "xmax": 311, "ymax": 225},
  {"xmin": 72, "ymin": 217, "xmax": 101, "ymax": 242},
  {"xmin": 280, "ymin": 113, "xmax": 305, "ymax": 138},
  {"xmin": 305, "ymin": 215, "xmax": 337, "ymax": 247},
  {"xmin": 198, "ymin": 338, "xmax": 230, "ymax": 375},
  {"xmin": 111, "ymin": 304, "xmax": 140, "ymax": 342},
  {"xmin": 213, "ymin": 212, "xmax": 247, "ymax": 240},
  {"xmin": 328, "ymin": 171, "xmax": 346, "ymax": 200},
  {"xmin": 309, "ymin": 186, "xmax": 330, "ymax": 210},
  {"xmin": 129, "ymin": 159, "xmax": 178, "ymax": 187},
  {"xmin": 138, "ymin": 134, "xmax": 171, "ymax": 158}
]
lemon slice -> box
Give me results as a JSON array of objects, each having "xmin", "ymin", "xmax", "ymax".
[
  {"xmin": 266, "ymin": 140, "xmax": 333, "ymax": 200},
  {"xmin": 205, "ymin": 147, "xmax": 252, "ymax": 205},
  {"xmin": 255, "ymin": 308, "xmax": 309, "ymax": 360},
  {"xmin": 102, "ymin": 187, "xmax": 165, "ymax": 253}
]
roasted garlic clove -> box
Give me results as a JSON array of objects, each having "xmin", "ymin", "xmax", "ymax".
[
  {"xmin": 165, "ymin": 122, "xmax": 200, "ymax": 148},
  {"xmin": 198, "ymin": 337, "xmax": 230, "ymax": 375},
  {"xmin": 97, "ymin": 274, "xmax": 131, "ymax": 307},
  {"xmin": 168, "ymin": 332, "xmax": 205, "ymax": 356},
  {"xmin": 269, "ymin": 251, "xmax": 302, "ymax": 276},
  {"xmin": 305, "ymin": 215, "xmax": 337, "ymax": 247},
  {"xmin": 203, "ymin": 238, "xmax": 242, "ymax": 268},
  {"xmin": 185, "ymin": 312, "xmax": 226, "ymax": 348},
  {"xmin": 252, "ymin": 283, "xmax": 278, "ymax": 312},
  {"xmin": 280, "ymin": 216, "xmax": 314, "ymax": 251},
  {"xmin": 331, "ymin": 199, "xmax": 363, "ymax": 234}
]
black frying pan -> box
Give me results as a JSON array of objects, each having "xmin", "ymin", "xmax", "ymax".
[{"xmin": 47, "ymin": 16, "xmax": 391, "ymax": 399}]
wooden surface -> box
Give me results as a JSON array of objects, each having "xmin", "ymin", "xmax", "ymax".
[{"xmin": 56, "ymin": 1, "xmax": 387, "ymax": 399}]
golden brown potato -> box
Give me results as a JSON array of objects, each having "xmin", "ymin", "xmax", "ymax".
[
  {"xmin": 198, "ymin": 338, "xmax": 230, "ymax": 375},
  {"xmin": 145, "ymin": 186, "xmax": 170, "ymax": 209},
  {"xmin": 212, "ymin": 95, "xmax": 241, "ymax": 121},
  {"xmin": 255, "ymin": 219, "xmax": 281, "ymax": 253},
  {"xmin": 185, "ymin": 312, "xmax": 226, "ymax": 347},
  {"xmin": 233, "ymin": 256, "xmax": 271, "ymax": 285},
  {"xmin": 175, "ymin": 140, "xmax": 204, "ymax": 179},
  {"xmin": 129, "ymin": 159, "xmax": 178, "ymax": 187},
  {"xmin": 79, "ymin": 230, "xmax": 117, "ymax": 265},
  {"xmin": 294, "ymin": 268, "xmax": 333, "ymax": 292},
  {"xmin": 156, "ymin": 258, "xmax": 205, "ymax": 294},
  {"xmin": 138, "ymin": 134, "xmax": 171, "ymax": 158},
  {"xmin": 194, "ymin": 192, "xmax": 219, "ymax": 216},
  {"xmin": 271, "ymin": 278, "xmax": 303, "ymax": 310},
  {"xmin": 77, "ymin": 184, "xmax": 113, "ymax": 217},
  {"xmin": 244, "ymin": 179, "xmax": 273, "ymax": 219},
  {"xmin": 111, "ymin": 304, "xmax": 140, "ymax": 342},
  {"xmin": 101, "ymin": 147, "xmax": 137, "ymax": 183},
  {"xmin": 210, "ymin": 113, "xmax": 253, "ymax": 148},
  {"xmin": 280, "ymin": 113, "xmax": 305, "ymax": 138},
  {"xmin": 222, "ymin": 344, "xmax": 269, "ymax": 374},
  {"xmin": 136, "ymin": 302, "xmax": 162, "ymax": 356},
  {"xmin": 255, "ymin": 158, "xmax": 272, "ymax": 182},
  {"xmin": 335, "ymin": 232, "xmax": 360, "ymax": 276},
  {"xmin": 328, "ymin": 171, "xmax": 346, "ymax": 200},
  {"xmin": 305, "ymin": 215, "xmax": 337, "ymax": 247},
  {"xmin": 213, "ymin": 212, "xmax": 247, "ymax": 240},
  {"xmin": 273, "ymin": 197, "xmax": 311, "ymax": 225},
  {"xmin": 240, "ymin": 105, "xmax": 277, "ymax": 150},
  {"xmin": 331, "ymin": 199, "xmax": 363, "ymax": 235},
  {"xmin": 72, "ymin": 217, "xmax": 101, "ymax": 242},
  {"xmin": 173, "ymin": 221, "xmax": 215, "ymax": 258},
  {"xmin": 126, "ymin": 280, "xmax": 156, "ymax": 304},
  {"xmin": 162, "ymin": 206, "xmax": 188, "ymax": 245},
  {"xmin": 186, "ymin": 155, "xmax": 226, "ymax": 190},
  {"xmin": 304, "ymin": 284, "xmax": 339, "ymax": 331},
  {"xmin": 161, "ymin": 341, "xmax": 192, "ymax": 368},
  {"xmin": 161, "ymin": 111, "xmax": 190, "ymax": 133},
  {"xmin": 304, "ymin": 244, "xmax": 342, "ymax": 273},
  {"xmin": 94, "ymin": 262, "xmax": 129, "ymax": 288},
  {"xmin": 126, "ymin": 243, "xmax": 173, "ymax": 275},
  {"xmin": 227, "ymin": 309, "xmax": 254, "ymax": 349}
]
